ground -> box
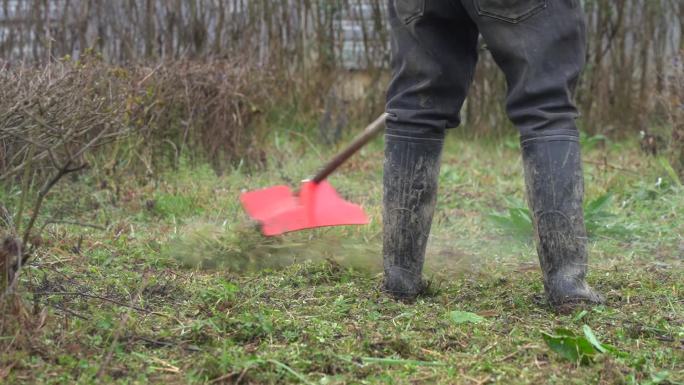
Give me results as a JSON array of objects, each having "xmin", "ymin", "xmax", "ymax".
[{"xmin": 1, "ymin": 127, "xmax": 683, "ymax": 384}]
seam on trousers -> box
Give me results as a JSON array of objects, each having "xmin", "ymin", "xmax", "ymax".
[
  {"xmin": 386, "ymin": 133, "xmax": 445, "ymax": 142},
  {"xmin": 521, "ymin": 135, "xmax": 579, "ymax": 146}
]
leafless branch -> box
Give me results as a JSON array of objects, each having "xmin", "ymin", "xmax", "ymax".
[
  {"xmin": 34, "ymin": 291, "xmax": 149, "ymax": 313},
  {"xmin": 95, "ymin": 275, "xmax": 149, "ymax": 379},
  {"xmin": 39, "ymin": 220, "xmax": 106, "ymax": 233}
]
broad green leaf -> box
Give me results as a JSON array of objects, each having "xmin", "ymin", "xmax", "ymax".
[
  {"xmin": 542, "ymin": 329, "xmax": 597, "ymax": 365},
  {"xmin": 542, "ymin": 332, "xmax": 582, "ymax": 362},
  {"xmin": 573, "ymin": 310, "xmax": 588, "ymax": 322},
  {"xmin": 582, "ymin": 325, "xmax": 607, "ymax": 353},
  {"xmin": 488, "ymin": 210, "xmax": 533, "ymax": 239},
  {"xmin": 448, "ymin": 311, "xmax": 485, "ymax": 324},
  {"xmin": 554, "ymin": 328, "xmax": 577, "ymax": 337},
  {"xmin": 582, "ymin": 325, "xmax": 629, "ymax": 358}
]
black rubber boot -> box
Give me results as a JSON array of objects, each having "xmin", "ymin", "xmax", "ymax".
[
  {"xmin": 521, "ymin": 132, "xmax": 604, "ymax": 307},
  {"xmin": 383, "ymin": 127, "xmax": 443, "ymax": 300}
]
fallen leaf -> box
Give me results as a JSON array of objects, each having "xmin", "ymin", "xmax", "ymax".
[{"xmin": 448, "ymin": 311, "xmax": 485, "ymax": 325}]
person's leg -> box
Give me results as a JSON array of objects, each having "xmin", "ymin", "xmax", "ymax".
[
  {"xmin": 384, "ymin": 0, "xmax": 478, "ymax": 299},
  {"xmin": 460, "ymin": 0, "xmax": 603, "ymax": 306}
]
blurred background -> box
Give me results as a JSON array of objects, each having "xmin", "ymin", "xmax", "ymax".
[{"xmin": 0, "ymin": 0, "xmax": 682, "ymax": 174}]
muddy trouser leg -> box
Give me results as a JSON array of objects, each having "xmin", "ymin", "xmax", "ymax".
[
  {"xmin": 460, "ymin": 0, "xmax": 603, "ymax": 306},
  {"xmin": 384, "ymin": 1, "xmax": 478, "ymax": 299}
]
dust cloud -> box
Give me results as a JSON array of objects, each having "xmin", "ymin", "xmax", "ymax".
[{"xmin": 165, "ymin": 221, "xmax": 488, "ymax": 280}]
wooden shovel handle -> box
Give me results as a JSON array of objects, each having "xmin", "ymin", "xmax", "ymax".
[{"xmin": 312, "ymin": 113, "xmax": 387, "ymax": 184}]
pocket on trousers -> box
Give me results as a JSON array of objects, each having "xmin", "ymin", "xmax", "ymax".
[
  {"xmin": 394, "ymin": 0, "xmax": 425, "ymax": 24},
  {"xmin": 474, "ymin": 0, "xmax": 547, "ymax": 23}
]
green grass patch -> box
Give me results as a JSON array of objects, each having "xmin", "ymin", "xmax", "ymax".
[{"xmin": 1, "ymin": 130, "xmax": 682, "ymax": 384}]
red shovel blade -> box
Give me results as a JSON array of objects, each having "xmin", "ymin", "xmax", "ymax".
[{"xmin": 240, "ymin": 180, "xmax": 368, "ymax": 236}]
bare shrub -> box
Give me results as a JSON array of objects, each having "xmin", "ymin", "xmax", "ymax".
[
  {"xmin": 1, "ymin": 0, "xmax": 680, "ymax": 138},
  {"xmin": 124, "ymin": 60, "xmax": 271, "ymax": 172},
  {"xmin": 0, "ymin": 58, "xmax": 128, "ymax": 181},
  {"xmin": 0, "ymin": 57, "xmax": 128, "ymax": 296},
  {"xmin": 0, "ymin": 56, "xmax": 278, "ymax": 296},
  {"xmin": 0, "ymin": 56, "xmax": 276, "ymax": 178}
]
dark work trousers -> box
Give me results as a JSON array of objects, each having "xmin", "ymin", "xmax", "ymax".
[{"xmin": 385, "ymin": 0, "xmax": 587, "ymax": 140}]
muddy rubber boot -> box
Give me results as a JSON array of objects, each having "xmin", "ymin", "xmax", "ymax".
[
  {"xmin": 383, "ymin": 127, "xmax": 443, "ymax": 300},
  {"xmin": 521, "ymin": 132, "xmax": 604, "ymax": 307}
]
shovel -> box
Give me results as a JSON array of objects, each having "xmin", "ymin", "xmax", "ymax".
[{"xmin": 240, "ymin": 113, "xmax": 387, "ymax": 236}]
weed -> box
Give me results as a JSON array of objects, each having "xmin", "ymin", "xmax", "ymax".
[
  {"xmin": 489, "ymin": 192, "xmax": 636, "ymax": 241},
  {"xmin": 488, "ymin": 197, "xmax": 534, "ymax": 241},
  {"xmin": 580, "ymin": 131, "xmax": 608, "ymax": 151}
]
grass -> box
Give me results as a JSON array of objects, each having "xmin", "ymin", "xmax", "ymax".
[{"xmin": 1, "ymin": 127, "xmax": 683, "ymax": 384}]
